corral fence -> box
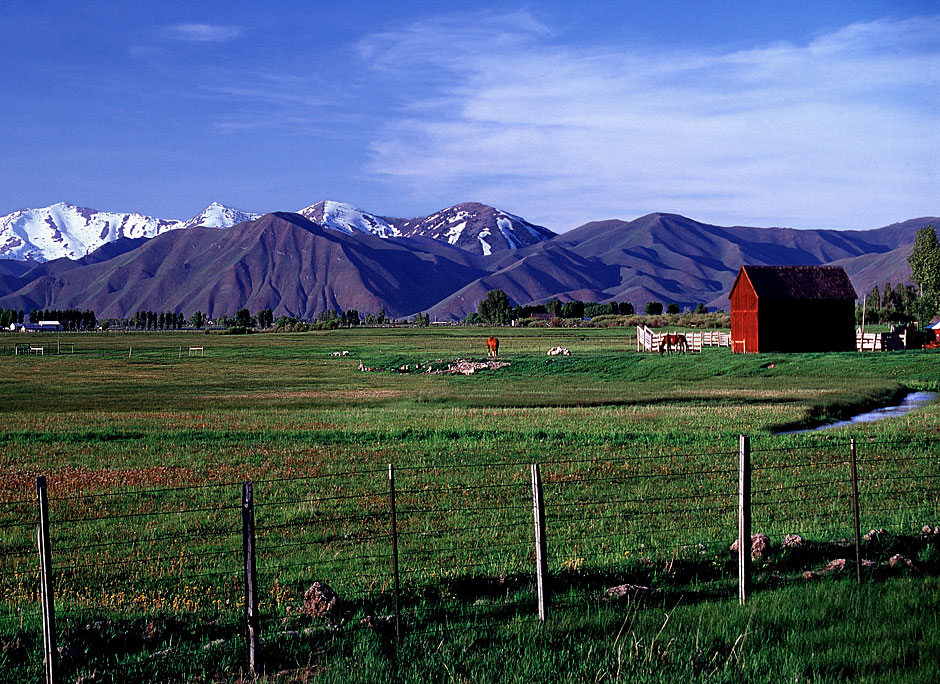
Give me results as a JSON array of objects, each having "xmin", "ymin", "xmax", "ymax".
[
  {"xmin": 636, "ymin": 324, "xmax": 731, "ymax": 353},
  {"xmin": 1, "ymin": 435, "xmax": 938, "ymax": 681}
]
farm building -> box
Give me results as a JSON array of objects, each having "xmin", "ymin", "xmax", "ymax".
[{"xmin": 729, "ymin": 265, "xmax": 857, "ymax": 353}]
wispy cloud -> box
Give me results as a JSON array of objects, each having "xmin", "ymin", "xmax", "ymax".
[
  {"xmin": 358, "ymin": 13, "xmax": 940, "ymax": 230},
  {"xmin": 162, "ymin": 23, "xmax": 243, "ymax": 43}
]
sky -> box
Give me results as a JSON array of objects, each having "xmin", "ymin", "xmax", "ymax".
[{"xmin": 1, "ymin": 0, "xmax": 937, "ymax": 232}]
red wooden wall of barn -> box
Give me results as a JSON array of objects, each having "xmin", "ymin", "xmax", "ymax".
[{"xmin": 730, "ymin": 270, "xmax": 760, "ymax": 353}]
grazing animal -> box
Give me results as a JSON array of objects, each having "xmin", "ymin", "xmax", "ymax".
[
  {"xmin": 486, "ymin": 336, "xmax": 500, "ymax": 357},
  {"xmin": 659, "ymin": 333, "xmax": 687, "ymax": 356}
]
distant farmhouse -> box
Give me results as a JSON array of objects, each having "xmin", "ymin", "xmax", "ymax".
[
  {"xmin": 729, "ymin": 266, "xmax": 857, "ymax": 353},
  {"xmin": 10, "ymin": 320, "xmax": 61, "ymax": 333}
]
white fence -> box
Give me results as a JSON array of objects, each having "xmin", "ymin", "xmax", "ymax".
[{"xmin": 636, "ymin": 325, "xmax": 730, "ymax": 353}]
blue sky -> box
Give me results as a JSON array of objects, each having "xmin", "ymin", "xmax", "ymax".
[{"xmin": 1, "ymin": 1, "xmax": 937, "ymax": 231}]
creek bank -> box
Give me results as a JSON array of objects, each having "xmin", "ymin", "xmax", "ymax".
[{"xmin": 775, "ymin": 389, "xmax": 937, "ymax": 435}]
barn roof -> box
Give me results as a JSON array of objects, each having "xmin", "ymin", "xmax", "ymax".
[{"xmin": 733, "ymin": 265, "xmax": 857, "ymax": 301}]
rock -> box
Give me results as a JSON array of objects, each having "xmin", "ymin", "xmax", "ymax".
[
  {"xmin": 547, "ymin": 347, "xmax": 570, "ymax": 356},
  {"xmin": 887, "ymin": 554, "xmax": 917, "ymax": 572},
  {"xmin": 921, "ymin": 525, "xmax": 940, "ymax": 539},
  {"xmin": 863, "ymin": 528, "xmax": 888, "ymax": 543},
  {"xmin": 730, "ymin": 533, "xmax": 772, "ymax": 560},
  {"xmin": 74, "ymin": 670, "xmax": 104, "ymax": 684},
  {"xmin": 605, "ymin": 584, "xmax": 660, "ymax": 600},
  {"xmin": 202, "ymin": 638, "xmax": 226, "ymax": 650},
  {"xmin": 823, "ymin": 558, "xmax": 847, "ymax": 573},
  {"xmin": 801, "ymin": 570, "xmax": 819, "ymax": 580},
  {"xmin": 303, "ymin": 582, "xmax": 339, "ymax": 618},
  {"xmin": 781, "ymin": 534, "xmax": 804, "ymax": 550}
]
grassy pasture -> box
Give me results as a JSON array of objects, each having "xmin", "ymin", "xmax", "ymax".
[{"xmin": 0, "ymin": 327, "xmax": 939, "ymax": 682}]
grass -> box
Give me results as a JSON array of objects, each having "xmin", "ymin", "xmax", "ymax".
[{"xmin": 0, "ymin": 327, "xmax": 939, "ymax": 682}]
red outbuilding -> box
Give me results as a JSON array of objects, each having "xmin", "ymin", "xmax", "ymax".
[{"xmin": 729, "ymin": 265, "xmax": 857, "ymax": 353}]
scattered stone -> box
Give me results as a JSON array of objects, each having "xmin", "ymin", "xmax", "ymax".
[
  {"xmin": 921, "ymin": 525, "xmax": 940, "ymax": 539},
  {"xmin": 547, "ymin": 346, "xmax": 570, "ymax": 356},
  {"xmin": 781, "ymin": 534, "xmax": 804, "ymax": 550},
  {"xmin": 823, "ymin": 558, "xmax": 847, "ymax": 573},
  {"xmin": 202, "ymin": 638, "xmax": 226, "ymax": 650},
  {"xmin": 605, "ymin": 584, "xmax": 661, "ymax": 601},
  {"xmin": 801, "ymin": 571, "xmax": 819, "ymax": 580},
  {"xmin": 302, "ymin": 582, "xmax": 339, "ymax": 618},
  {"xmin": 887, "ymin": 554, "xmax": 918, "ymax": 572},
  {"xmin": 430, "ymin": 359, "xmax": 510, "ymax": 375},
  {"xmin": 74, "ymin": 670, "xmax": 104, "ymax": 684},
  {"xmin": 863, "ymin": 528, "xmax": 889, "ymax": 544},
  {"xmin": 730, "ymin": 533, "xmax": 772, "ymax": 560}
]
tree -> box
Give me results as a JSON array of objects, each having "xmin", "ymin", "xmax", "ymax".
[
  {"xmin": 190, "ymin": 311, "xmax": 207, "ymax": 329},
  {"xmin": 478, "ymin": 289, "xmax": 512, "ymax": 325},
  {"xmin": 908, "ymin": 225, "xmax": 940, "ymax": 320},
  {"xmin": 645, "ymin": 301, "xmax": 663, "ymax": 315},
  {"xmin": 665, "ymin": 303, "xmax": 680, "ymax": 314},
  {"xmin": 560, "ymin": 300, "xmax": 585, "ymax": 319},
  {"xmin": 256, "ymin": 308, "xmax": 274, "ymax": 329},
  {"xmin": 694, "ymin": 302, "xmax": 708, "ymax": 314},
  {"xmin": 618, "ymin": 302, "xmax": 634, "ymax": 316},
  {"xmin": 235, "ymin": 308, "xmax": 255, "ymax": 329}
]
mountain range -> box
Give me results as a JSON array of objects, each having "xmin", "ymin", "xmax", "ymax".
[{"xmin": 0, "ymin": 199, "xmax": 934, "ymax": 321}]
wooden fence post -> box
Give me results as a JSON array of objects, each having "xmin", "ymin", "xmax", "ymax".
[
  {"xmin": 738, "ymin": 435, "xmax": 751, "ymax": 605},
  {"xmin": 850, "ymin": 438, "xmax": 862, "ymax": 585},
  {"xmin": 531, "ymin": 463, "xmax": 549, "ymax": 621},
  {"xmin": 388, "ymin": 464, "xmax": 402, "ymax": 642},
  {"xmin": 241, "ymin": 482, "xmax": 260, "ymax": 675},
  {"xmin": 36, "ymin": 476, "xmax": 56, "ymax": 684}
]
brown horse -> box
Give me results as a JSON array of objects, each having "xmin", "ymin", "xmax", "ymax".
[
  {"xmin": 659, "ymin": 333, "xmax": 687, "ymax": 356},
  {"xmin": 486, "ymin": 336, "xmax": 500, "ymax": 357}
]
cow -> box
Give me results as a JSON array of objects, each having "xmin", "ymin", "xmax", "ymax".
[{"xmin": 486, "ymin": 336, "xmax": 500, "ymax": 357}]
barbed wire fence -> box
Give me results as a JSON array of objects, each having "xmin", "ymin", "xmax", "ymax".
[{"xmin": 0, "ymin": 435, "xmax": 937, "ymax": 681}]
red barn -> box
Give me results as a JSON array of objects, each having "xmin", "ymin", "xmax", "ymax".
[{"xmin": 729, "ymin": 265, "xmax": 857, "ymax": 353}]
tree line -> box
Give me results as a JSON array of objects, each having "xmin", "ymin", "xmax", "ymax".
[{"xmin": 467, "ymin": 289, "xmax": 710, "ymax": 325}]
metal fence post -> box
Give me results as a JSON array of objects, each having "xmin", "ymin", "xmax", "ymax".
[
  {"xmin": 530, "ymin": 463, "xmax": 549, "ymax": 621},
  {"xmin": 241, "ymin": 482, "xmax": 260, "ymax": 675},
  {"xmin": 36, "ymin": 476, "xmax": 56, "ymax": 684},
  {"xmin": 738, "ymin": 435, "xmax": 751, "ymax": 605},
  {"xmin": 388, "ymin": 464, "xmax": 402, "ymax": 642},
  {"xmin": 850, "ymin": 438, "xmax": 862, "ymax": 585}
]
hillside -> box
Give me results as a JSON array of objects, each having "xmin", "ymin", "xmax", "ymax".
[{"xmin": 0, "ymin": 210, "xmax": 935, "ymax": 320}]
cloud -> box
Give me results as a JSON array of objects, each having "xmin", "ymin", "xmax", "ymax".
[
  {"xmin": 163, "ymin": 23, "xmax": 242, "ymax": 43},
  {"xmin": 358, "ymin": 13, "xmax": 940, "ymax": 230}
]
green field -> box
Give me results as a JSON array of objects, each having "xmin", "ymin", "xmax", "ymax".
[{"xmin": 1, "ymin": 327, "xmax": 939, "ymax": 683}]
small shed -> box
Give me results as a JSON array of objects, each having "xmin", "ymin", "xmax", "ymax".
[{"xmin": 729, "ymin": 265, "xmax": 857, "ymax": 353}]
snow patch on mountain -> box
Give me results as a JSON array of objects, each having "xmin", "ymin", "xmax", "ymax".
[
  {"xmin": 180, "ymin": 202, "xmax": 260, "ymax": 230},
  {"xmin": 0, "ymin": 202, "xmax": 260, "ymax": 262},
  {"xmin": 298, "ymin": 200, "xmax": 400, "ymax": 238}
]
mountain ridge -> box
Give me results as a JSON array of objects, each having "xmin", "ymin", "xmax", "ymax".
[{"xmin": 0, "ymin": 207, "xmax": 935, "ymax": 321}]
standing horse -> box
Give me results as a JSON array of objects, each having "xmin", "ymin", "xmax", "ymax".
[
  {"xmin": 659, "ymin": 333, "xmax": 687, "ymax": 355},
  {"xmin": 486, "ymin": 336, "xmax": 500, "ymax": 357}
]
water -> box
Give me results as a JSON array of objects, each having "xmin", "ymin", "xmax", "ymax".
[{"xmin": 778, "ymin": 391, "xmax": 938, "ymax": 435}]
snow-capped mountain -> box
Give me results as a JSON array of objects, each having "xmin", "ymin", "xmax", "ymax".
[
  {"xmin": 0, "ymin": 202, "xmax": 260, "ymax": 262},
  {"xmin": 298, "ymin": 200, "xmax": 401, "ymax": 238},
  {"xmin": 389, "ymin": 202, "xmax": 556, "ymax": 256},
  {"xmin": 178, "ymin": 202, "xmax": 261, "ymax": 230},
  {"xmin": 298, "ymin": 200, "xmax": 556, "ymax": 255}
]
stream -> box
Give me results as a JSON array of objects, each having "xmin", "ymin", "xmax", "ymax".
[{"xmin": 778, "ymin": 391, "xmax": 938, "ymax": 435}]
